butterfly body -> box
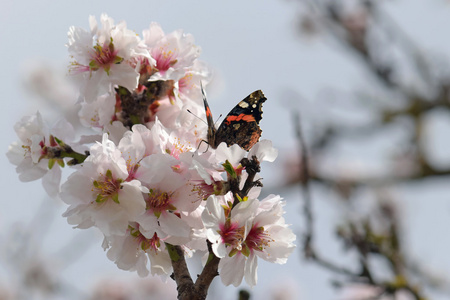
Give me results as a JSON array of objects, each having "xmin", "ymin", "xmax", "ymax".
[{"xmin": 202, "ymin": 89, "xmax": 266, "ymax": 151}]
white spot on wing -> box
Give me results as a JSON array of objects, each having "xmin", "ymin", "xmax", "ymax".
[{"xmin": 239, "ymin": 101, "xmax": 249, "ymax": 108}]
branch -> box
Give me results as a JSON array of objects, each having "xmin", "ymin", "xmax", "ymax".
[
  {"xmin": 193, "ymin": 242, "xmax": 221, "ymax": 299},
  {"xmin": 293, "ymin": 111, "xmax": 359, "ymax": 276},
  {"xmin": 240, "ymin": 156, "xmax": 262, "ymax": 198},
  {"xmin": 168, "ymin": 242, "xmax": 221, "ymax": 300},
  {"xmin": 293, "ymin": 112, "xmax": 429, "ymax": 299},
  {"xmin": 167, "ymin": 244, "xmax": 196, "ymax": 300},
  {"xmin": 293, "ymin": 111, "xmax": 313, "ymax": 256}
]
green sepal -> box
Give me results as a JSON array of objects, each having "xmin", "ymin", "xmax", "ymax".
[
  {"xmin": 116, "ymin": 86, "xmax": 129, "ymax": 96},
  {"xmin": 112, "ymin": 193, "xmax": 120, "ymax": 204},
  {"xmin": 223, "ymin": 160, "xmax": 237, "ymax": 179},
  {"xmin": 229, "ymin": 248, "xmax": 238, "ymax": 257},
  {"xmin": 222, "ymin": 203, "xmax": 231, "ymax": 211},
  {"xmin": 53, "ymin": 136, "xmax": 64, "ymax": 146},
  {"xmin": 48, "ymin": 159, "xmax": 56, "ymax": 170},
  {"xmin": 105, "ymin": 169, "xmax": 113, "ymax": 179},
  {"xmin": 96, "ymin": 194, "xmax": 105, "ymax": 203},
  {"xmin": 235, "ymin": 193, "xmax": 246, "ymax": 203},
  {"xmin": 108, "ymin": 37, "xmax": 115, "ymax": 51},
  {"xmin": 141, "ymin": 240, "xmax": 151, "ymax": 251},
  {"xmin": 57, "ymin": 159, "xmax": 65, "ymax": 168},
  {"xmin": 89, "ymin": 59, "xmax": 100, "ymax": 71},
  {"xmin": 154, "ymin": 211, "xmax": 161, "ymax": 218},
  {"xmin": 104, "ymin": 65, "xmax": 111, "ymax": 76},
  {"xmin": 66, "ymin": 152, "xmax": 89, "ymax": 165},
  {"xmin": 113, "ymin": 55, "xmax": 123, "ymax": 65},
  {"xmin": 241, "ymin": 244, "xmax": 251, "ymax": 257},
  {"xmin": 129, "ymin": 225, "xmax": 140, "ymax": 237},
  {"xmin": 165, "ymin": 243, "xmax": 181, "ymax": 262}
]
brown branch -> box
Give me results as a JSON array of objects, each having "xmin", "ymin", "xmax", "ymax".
[
  {"xmin": 293, "ymin": 112, "xmax": 313, "ymax": 256},
  {"xmin": 193, "ymin": 242, "xmax": 221, "ymax": 299},
  {"xmin": 293, "ymin": 112, "xmax": 430, "ymax": 300},
  {"xmin": 168, "ymin": 243, "xmax": 220, "ymax": 300},
  {"xmin": 293, "ymin": 111, "xmax": 360, "ymax": 277},
  {"xmin": 168, "ymin": 245, "xmax": 196, "ymax": 300},
  {"xmin": 288, "ymin": 2, "xmax": 444, "ymax": 299},
  {"xmin": 116, "ymin": 80, "xmax": 174, "ymax": 127},
  {"xmin": 240, "ymin": 156, "xmax": 262, "ymax": 198}
]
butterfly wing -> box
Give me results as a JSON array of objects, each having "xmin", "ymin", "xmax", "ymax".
[
  {"xmin": 214, "ymin": 90, "xmax": 266, "ymax": 150},
  {"xmin": 201, "ymin": 86, "xmax": 218, "ymax": 147}
]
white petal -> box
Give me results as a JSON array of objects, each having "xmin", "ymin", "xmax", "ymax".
[
  {"xmin": 119, "ymin": 181, "xmax": 146, "ymax": 217},
  {"xmin": 202, "ymin": 195, "xmax": 223, "ymax": 227},
  {"xmin": 215, "ymin": 143, "xmax": 246, "ymax": 166},
  {"xmin": 244, "ymin": 254, "xmax": 258, "ymax": 287},
  {"xmin": 159, "ymin": 213, "xmax": 191, "ymax": 241},
  {"xmin": 109, "ymin": 63, "xmax": 139, "ymax": 92},
  {"xmin": 42, "ymin": 167, "xmax": 62, "ymax": 198},
  {"xmin": 219, "ymin": 254, "xmax": 245, "ymax": 287},
  {"xmin": 249, "ymin": 139, "xmax": 278, "ymax": 162}
]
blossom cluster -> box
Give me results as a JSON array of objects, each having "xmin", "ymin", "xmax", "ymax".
[{"xmin": 7, "ymin": 14, "xmax": 295, "ymax": 288}]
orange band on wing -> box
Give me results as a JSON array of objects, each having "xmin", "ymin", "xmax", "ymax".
[
  {"xmin": 225, "ymin": 113, "xmax": 256, "ymax": 125},
  {"xmin": 205, "ymin": 106, "xmax": 212, "ymax": 117}
]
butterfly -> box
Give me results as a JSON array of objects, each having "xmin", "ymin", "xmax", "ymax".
[{"xmin": 201, "ymin": 88, "xmax": 266, "ymax": 151}]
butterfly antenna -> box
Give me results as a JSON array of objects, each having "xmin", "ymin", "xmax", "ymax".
[
  {"xmin": 215, "ymin": 114, "xmax": 223, "ymax": 126},
  {"xmin": 186, "ymin": 109, "xmax": 207, "ymax": 125}
]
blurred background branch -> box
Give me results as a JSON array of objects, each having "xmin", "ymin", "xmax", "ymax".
[{"xmin": 287, "ymin": 0, "xmax": 450, "ymax": 299}]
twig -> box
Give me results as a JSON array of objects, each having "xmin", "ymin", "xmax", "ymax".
[
  {"xmin": 293, "ymin": 111, "xmax": 359, "ymax": 277},
  {"xmin": 293, "ymin": 111, "xmax": 313, "ymax": 256},
  {"xmin": 293, "ymin": 112, "xmax": 430, "ymax": 300}
]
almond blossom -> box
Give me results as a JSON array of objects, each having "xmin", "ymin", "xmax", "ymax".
[
  {"xmin": 60, "ymin": 134, "xmax": 147, "ymax": 236},
  {"xmin": 104, "ymin": 222, "xmax": 172, "ymax": 277},
  {"xmin": 79, "ymin": 93, "xmax": 116, "ymax": 129},
  {"xmin": 202, "ymin": 193, "xmax": 296, "ymax": 287},
  {"xmin": 67, "ymin": 14, "xmax": 151, "ymax": 101},
  {"xmin": 143, "ymin": 23, "xmax": 201, "ymax": 82},
  {"xmin": 212, "ymin": 140, "xmax": 279, "ymax": 168},
  {"xmin": 7, "ymin": 15, "xmax": 296, "ymax": 299},
  {"xmin": 6, "ymin": 112, "xmax": 75, "ymax": 197},
  {"xmin": 136, "ymin": 154, "xmax": 199, "ymax": 244}
]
